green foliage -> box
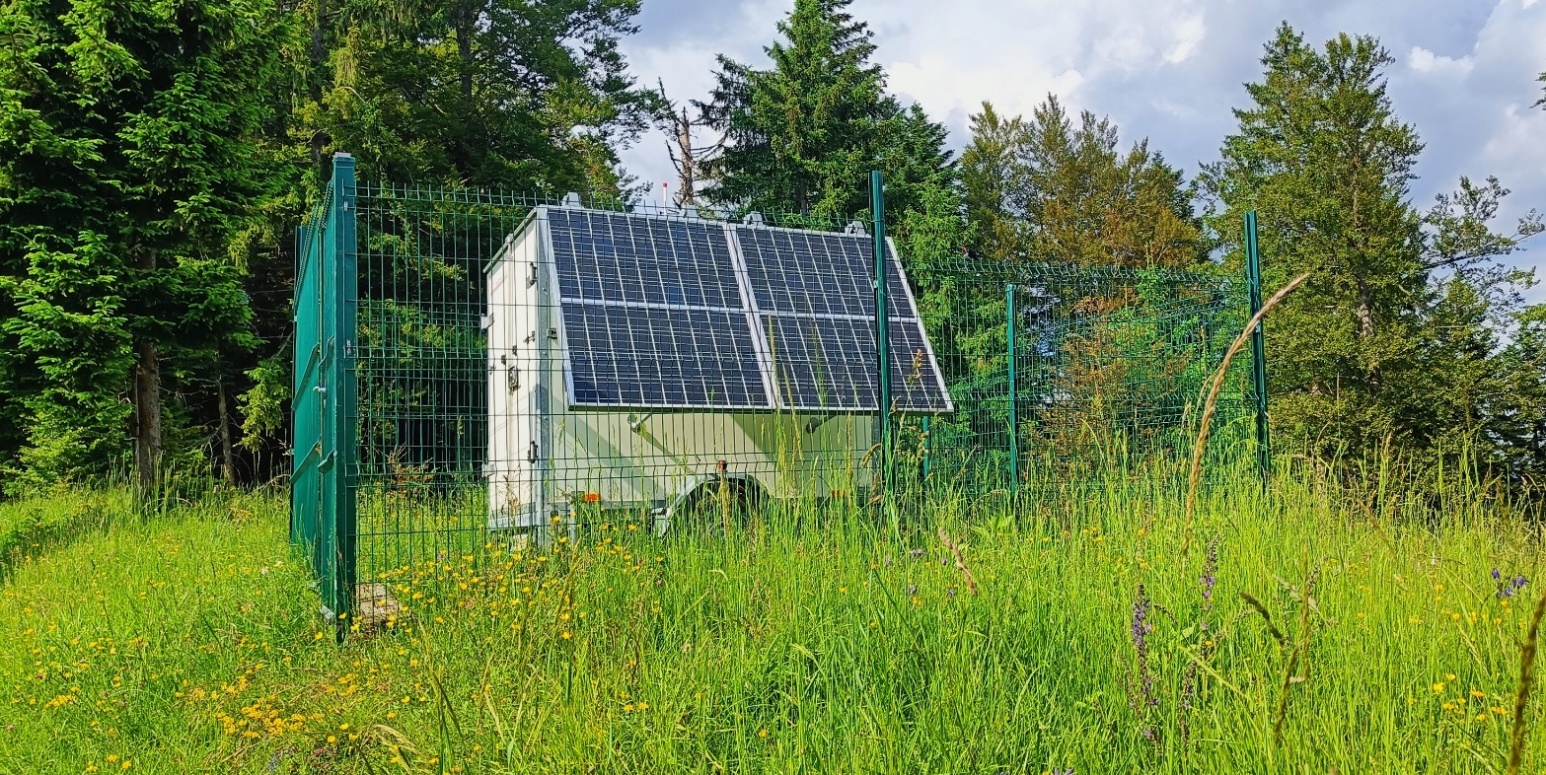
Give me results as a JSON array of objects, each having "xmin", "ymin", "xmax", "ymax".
[
  {"xmin": 290, "ymin": 0, "xmax": 660, "ymax": 192},
  {"xmin": 1198, "ymin": 25, "xmax": 1542, "ymax": 486},
  {"xmin": 0, "ymin": 0, "xmax": 285, "ymax": 486},
  {"xmin": 700, "ymin": 0, "xmax": 954, "ymax": 222}
]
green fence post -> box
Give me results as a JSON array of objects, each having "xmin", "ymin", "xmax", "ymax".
[
  {"xmin": 871, "ymin": 171, "xmax": 893, "ymax": 497},
  {"xmin": 920, "ymin": 416, "xmax": 931, "ymax": 483},
  {"xmin": 1244, "ymin": 211, "xmax": 1270, "ymax": 485},
  {"xmin": 1006, "ymin": 284, "xmax": 1018, "ymax": 494},
  {"xmin": 330, "ymin": 152, "xmax": 359, "ymax": 633}
]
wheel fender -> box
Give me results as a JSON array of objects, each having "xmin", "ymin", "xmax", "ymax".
[{"xmin": 657, "ymin": 474, "xmax": 766, "ymax": 535}]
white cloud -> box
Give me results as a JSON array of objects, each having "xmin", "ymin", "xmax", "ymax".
[
  {"xmin": 1409, "ymin": 45, "xmax": 1475, "ymax": 75},
  {"xmin": 618, "ymin": 0, "xmax": 1546, "ymax": 294}
]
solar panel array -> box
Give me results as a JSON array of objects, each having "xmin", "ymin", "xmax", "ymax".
[{"xmin": 543, "ymin": 207, "xmax": 952, "ymax": 414}]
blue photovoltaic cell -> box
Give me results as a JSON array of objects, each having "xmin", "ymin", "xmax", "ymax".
[
  {"xmin": 734, "ymin": 227, "xmax": 915, "ymax": 318},
  {"xmin": 549, "ymin": 209, "xmax": 742, "ymax": 309},
  {"xmin": 540, "ymin": 207, "xmax": 950, "ymax": 413},
  {"xmin": 762, "ymin": 315, "xmax": 949, "ymax": 413},
  {"xmin": 562, "ymin": 303, "xmax": 767, "ymax": 409}
]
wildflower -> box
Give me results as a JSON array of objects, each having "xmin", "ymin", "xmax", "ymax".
[
  {"xmin": 910, "ymin": 548, "xmax": 924, "ymax": 559},
  {"xmin": 907, "ymin": 584, "xmax": 918, "ymax": 597},
  {"xmin": 1433, "ymin": 682, "xmax": 1445, "ymax": 694},
  {"xmin": 1493, "ymin": 568, "xmax": 1502, "ymax": 581},
  {"xmin": 947, "ymin": 588, "xmax": 956, "ymax": 598},
  {"xmin": 1200, "ymin": 537, "xmax": 1219, "ymax": 607},
  {"xmin": 757, "ymin": 728, "xmax": 769, "ymax": 738},
  {"xmin": 884, "ymin": 556, "xmax": 893, "ymax": 567}
]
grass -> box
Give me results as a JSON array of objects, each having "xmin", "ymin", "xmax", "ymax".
[{"xmin": 0, "ymin": 468, "xmax": 1543, "ymax": 774}]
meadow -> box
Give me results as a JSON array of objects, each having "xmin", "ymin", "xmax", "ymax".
[{"xmin": 0, "ymin": 465, "xmax": 1543, "ymax": 774}]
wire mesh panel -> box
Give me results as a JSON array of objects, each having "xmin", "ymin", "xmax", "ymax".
[
  {"xmin": 291, "ymin": 154, "xmax": 358, "ymax": 622},
  {"xmin": 292, "ymin": 158, "xmax": 1263, "ymax": 618},
  {"xmin": 898, "ymin": 259, "xmax": 1258, "ymax": 502}
]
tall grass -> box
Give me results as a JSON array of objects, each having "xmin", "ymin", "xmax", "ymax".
[{"xmin": 0, "ymin": 463, "xmax": 1542, "ymax": 773}]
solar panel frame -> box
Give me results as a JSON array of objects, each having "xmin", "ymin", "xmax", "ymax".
[
  {"xmin": 732, "ymin": 225, "xmax": 917, "ymax": 319},
  {"xmin": 542, "ymin": 206, "xmax": 780, "ymax": 412},
  {"xmin": 536, "ymin": 206, "xmax": 953, "ymax": 415},
  {"xmin": 725, "ymin": 223, "xmax": 954, "ymax": 415}
]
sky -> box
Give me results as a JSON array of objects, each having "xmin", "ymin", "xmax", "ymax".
[{"xmin": 615, "ymin": 0, "xmax": 1546, "ymax": 299}]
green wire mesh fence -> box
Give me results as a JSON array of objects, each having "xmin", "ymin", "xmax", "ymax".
[{"xmin": 291, "ymin": 154, "xmax": 1262, "ymax": 625}]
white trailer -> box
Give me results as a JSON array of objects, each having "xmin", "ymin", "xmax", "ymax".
[{"xmin": 483, "ymin": 202, "xmax": 950, "ymax": 535}]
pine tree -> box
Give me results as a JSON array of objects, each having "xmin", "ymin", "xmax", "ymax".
[
  {"xmin": 959, "ymin": 97, "xmax": 1202, "ymax": 269},
  {"xmin": 0, "ymin": 0, "xmax": 281, "ymax": 487},
  {"xmin": 700, "ymin": 0, "xmax": 953, "ymax": 221}
]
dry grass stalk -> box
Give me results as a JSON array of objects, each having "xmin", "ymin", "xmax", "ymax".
[
  {"xmin": 1507, "ymin": 587, "xmax": 1546, "ymax": 775},
  {"xmin": 1181, "ymin": 272, "xmax": 1311, "ymax": 557},
  {"xmin": 937, "ymin": 528, "xmax": 979, "ymax": 595}
]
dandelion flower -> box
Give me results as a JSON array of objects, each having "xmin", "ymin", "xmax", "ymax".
[{"xmin": 1432, "ymin": 683, "xmax": 1445, "ymax": 694}]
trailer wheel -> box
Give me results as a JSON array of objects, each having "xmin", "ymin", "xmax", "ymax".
[{"xmin": 673, "ymin": 479, "xmax": 759, "ymax": 538}]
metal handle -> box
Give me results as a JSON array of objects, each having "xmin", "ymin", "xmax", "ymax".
[{"xmin": 528, "ymin": 441, "xmax": 539, "ymax": 464}]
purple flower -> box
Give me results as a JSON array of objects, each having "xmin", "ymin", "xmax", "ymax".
[
  {"xmin": 884, "ymin": 556, "xmax": 893, "ymax": 567},
  {"xmin": 907, "ymin": 584, "xmax": 918, "ymax": 597},
  {"xmin": 1495, "ymin": 570, "xmax": 1530, "ymax": 599},
  {"xmin": 947, "ymin": 587, "xmax": 956, "ymax": 598},
  {"xmin": 1201, "ymin": 537, "xmax": 1219, "ymax": 607},
  {"xmin": 1131, "ymin": 591, "xmax": 1152, "ymax": 648}
]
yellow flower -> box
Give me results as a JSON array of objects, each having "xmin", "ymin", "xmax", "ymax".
[
  {"xmin": 326, "ymin": 735, "xmax": 337, "ymax": 744},
  {"xmin": 1470, "ymin": 690, "xmax": 1486, "ymax": 699},
  {"xmin": 1433, "ymin": 683, "xmax": 1445, "ymax": 694},
  {"xmin": 637, "ymin": 702, "xmax": 649, "ymax": 711},
  {"xmin": 1446, "ymin": 673, "xmax": 1457, "ymax": 682},
  {"xmin": 757, "ymin": 728, "xmax": 769, "ymax": 739}
]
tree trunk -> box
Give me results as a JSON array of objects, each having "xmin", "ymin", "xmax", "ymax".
[
  {"xmin": 1355, "ymin": 277, "xmax": 1381, "ymax": 392},
  {"xmin": 676, "ymin": 107, "xmax": 696, "ymax": 206},
  {"xmin": 310, "ymin": 0, "xmax": 327, "ymax": 104},
  {"xmin": 134, "ymin": 248, "xmax": 162, "ymax": 489},
  {"xmin": 218, "ymin": 377, "xmax": 237, "ymax": 486},
  {"xmin": 134, "ymin": 339, "xmax": 162, "ymax": 489},
  {"xmin": 455, "ymin": 3, "xmax": 474, "ymax": 99}
]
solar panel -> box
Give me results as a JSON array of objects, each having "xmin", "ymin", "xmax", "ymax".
[
  {"xmin": 549, "ymin": 209, "xmax": 742, "ymax": 309},
  {"xmin": 562, "ymin": 303, "xmax": 767, "ymax": 409},
  {"xmin": 735, "ymin": 228, "xmax": 915, "ymax": 318},
  {"xmin": 762, "ymin": 315, "xmax": 952, "ymax": 413},
  {"xmin": 539, "ymin": 206, "xmax": 951, "ymax": 414}
]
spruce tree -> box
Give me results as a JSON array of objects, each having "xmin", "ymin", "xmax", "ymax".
[
  {"xmin": 700, "ymin": 0, "xmax": 953, "ymax": 221},
  {"xmin": 1201, "ymin": 24, "xmax": 1540, "ymax": 463}
]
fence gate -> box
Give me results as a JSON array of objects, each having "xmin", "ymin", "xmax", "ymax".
[{"xmin": 291, "ymin": 153, "xmax": 358, "ymax": 624}]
